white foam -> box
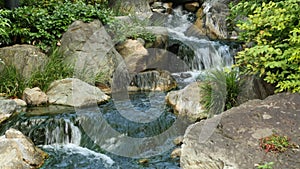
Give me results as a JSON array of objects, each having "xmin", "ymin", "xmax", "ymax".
[{"xmin": 42, "ymin": 144, "xmax": 115, "ymax": 167}]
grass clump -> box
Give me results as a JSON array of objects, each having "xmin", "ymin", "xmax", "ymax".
[
  {"xmin": 28, "ymin": 48, "xmax": 74, "ymax": 91},
  {"xmin": 0, "ymin": 47, "xmax": 73, "ymax": 98},
  {"xmin": 199, "ymin": 69, "xmax": 240, "ymax": 116},
  {"xmin": 0, "ymin": 65, "xmax": 26, "ymax": 98}
]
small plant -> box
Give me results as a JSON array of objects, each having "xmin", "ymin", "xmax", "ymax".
[
  {"xmin": 28, "ymin": 47, "xmax": 74, "ymax": 91},
  {"xmin": 259, "ymin": 134, "xmax": 292, "ymax": 153},
  {"xmin": 256, "ymin": 162, "xmax": 274, "ymax": 169},
  {"xmin": 0, "ymin": 65, "xmax": 26, "ymax": 98},
  {"xmin": 199, "ymin": 69, "xmax": 240, "ymax": 116}
]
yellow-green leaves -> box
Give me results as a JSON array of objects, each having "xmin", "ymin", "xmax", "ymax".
[{"xmin": 233, "ymin": 0, "xmax": 300, "ymax": 93}]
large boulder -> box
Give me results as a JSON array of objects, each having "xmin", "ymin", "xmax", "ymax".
[
  {"xmin": 0, "ymin": 100, "xmax": 17, "ymax": 124},
  {"xmin": 59, "ymin": 20, "xmax": 123, "ymax": 85},
  {"xmin": 46, "ymin": 78, "xmax": 110, "ymax": 107},
  {"xmin": 0, "ymin": 44, "xmax": 47, "ymax": 78},
  {"xmin": 0, "ymin": 128, "xmax": 48, "ymax": 169},
  {"xmin": 180, "ymin": 93, "xmax": 300, "ymax": 169},
  {"xmin": 166, "ymin": 82, "xmax": 206, "ymax": 121},
  {"xmin": 22, "ymin": 87, "xmax": 48, "ymax": 106}
]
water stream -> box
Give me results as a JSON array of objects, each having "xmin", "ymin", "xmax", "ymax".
[{"xmin": 0, "ymin": 92, "xmax": 184, "ymax": 169}]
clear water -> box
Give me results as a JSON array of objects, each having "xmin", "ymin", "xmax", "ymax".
[{"xmin": 0, "ymin": 92, "xmax": 187, "ymax": 169}]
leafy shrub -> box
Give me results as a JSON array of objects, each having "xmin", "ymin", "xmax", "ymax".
[
  {"xmin": 199, "ymin": 69, "xmax": 240, "ymax": 116},
  {"xmin": 232, "ymin": 0, "xmax": 300, "ymax": 93},
  {"xmin": 0, "ymin": 0, "xmax": 114, "ymax": 50},
  {"xmin": 0, "ymin": 9, "xmax": 11, "ymax": 45}
]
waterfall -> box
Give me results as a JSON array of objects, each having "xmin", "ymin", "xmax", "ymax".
[
  {"xmin": 166, "ymin": 8, "xmax": 233, "ymax": 72},
  {"xmin": 45, "ymin": 118, "xmax": 81, "ymax": 145}
]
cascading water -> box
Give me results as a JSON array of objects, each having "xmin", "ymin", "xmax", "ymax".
[
  {"xmin": 45, "ymin": 118, "xmax": 81, "ymax": 145},
  {"xmin": 166, "ymin": 7, "xmax": 234, "ymax": 84}
]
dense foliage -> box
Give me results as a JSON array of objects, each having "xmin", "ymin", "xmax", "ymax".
[
  {"xmin": 230, "ymin": 0, "xmax": 300, "ymax": 93},
  {"xmin": 0, "ymin": 0, "xmax": 114, "ymax": 51}
]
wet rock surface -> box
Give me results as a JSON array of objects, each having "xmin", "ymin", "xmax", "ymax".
[
  {"xmin": 128, "ymin": 70, "xmax": 177, "ymax": 91},
  {"xmin": 166, "ymin": 81, "xmax": 206, "ymax": 121}
]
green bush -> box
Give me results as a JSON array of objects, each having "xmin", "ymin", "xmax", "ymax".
[
  {"xmin": 232, "ymin": 0, "xmax": 300, "ymax": 93},
  {"xmin": 0, "ymin": 9, "xmax": 11, "ymax": 45},
  {"xmin": 0, "ymin": 0, "xmax": 114, "ymax": 50},
  {"xmin": 199, "ymin": 69, "xmax": 240, "ymax": 116}
]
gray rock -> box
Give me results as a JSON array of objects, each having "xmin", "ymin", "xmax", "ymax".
[
  {"xmin": 0, "ymin": 100, "xmax": 17, "ymax": 124},
  {"xmin": 186, "ymin": 0, "xmax": 230, "ymax": 39},
  {"xmin": 180, "ymin": 93, "xmax": 300, "ymax": 169},
  {"xmin": 128, "ymin": 70, "xmax": 177, "ymax": 92},
  {"xmin": 145, "ymin": 26, "xmax": 169, "ymax": 48},
  {"xmin": 47, "ymin": 78, "xmax": 110, "ymax": 107},
  {"xmin": 22, "ymin": 87, "xmax": 48, "ymax": 106},
  {"xmin": 108, "ymin": 0, "xmax": 152, "ymax": 16},
  {"xmin": 237, "ymin": 75, "xmax": 275, "ymax": 104},
  {"xmin": 0, "ymin": 44, "xmax": 47, "ymax": 78},
  {"xmin": 59, "ymin": 20, "xmax": 123, "ymax": 85},
  {"xmin": 0, "ymin": 128, "xmax": 48, "ymax": 169},
  {"xmin": 166, "ymin": 82, "xmax": 207, "ymax": 121}
]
